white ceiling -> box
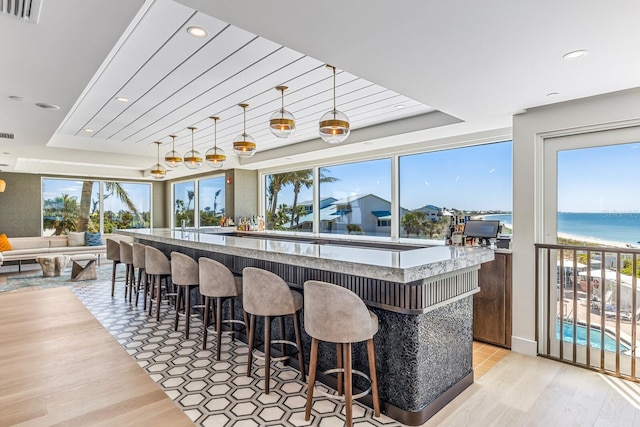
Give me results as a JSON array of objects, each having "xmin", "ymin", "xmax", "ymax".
[{"xmin": 1, "ymin": 0, "xmax": 639, "ymax": 180}]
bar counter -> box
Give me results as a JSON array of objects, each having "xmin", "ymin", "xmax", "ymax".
[{"xmin": 119, "ymin": 228, "xmax": 494, "ymax": 425}]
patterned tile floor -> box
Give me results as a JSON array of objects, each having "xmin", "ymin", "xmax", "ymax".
[
  {"xmin": 70, "ymin": 269, "xmax": 401, "ymax": 427},
  {"xmin": 1, "ymin": 264, "xmax": 508, "ymax": 426}
]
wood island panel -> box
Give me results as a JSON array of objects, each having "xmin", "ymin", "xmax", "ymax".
[{"xmin": 0, "ymin": 287, "xmax": 193, "ymax": 427}]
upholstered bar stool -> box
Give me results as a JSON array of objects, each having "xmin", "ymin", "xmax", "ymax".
[
  {"xmin": 119, "ymin": 241, "xmax": 135, "ymax": 303},
  {"xmin": 145, "ymin": 246, "xmax": 172, "ymax": 321},
  {"xmin": 199, "ymin": 257, "xmax": 248, "ymax": 358},
  {"xmin": 170, "ymin": 252, "xmax": 202, "ymax": 339},
  {"xmin": 106, "ymin": 238, "xmax": 123, "ymax": 298},
  {"xmin": 303, "ymin": 280, "xmax": 380, "ymax": 427},
  {"xmin": 132, "ymin": 242, "xmax": 148, "ymax": 308},
  {"xmin": 243, "ymin": 267, "xmax": 305, "ymax": 394}
]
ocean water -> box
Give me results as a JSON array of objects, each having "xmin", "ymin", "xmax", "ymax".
[{"xmin": 483, "ymin": 212, "xmax": 640, "ymax": 246}]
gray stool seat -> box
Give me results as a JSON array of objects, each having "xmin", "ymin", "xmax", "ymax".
[
  {"xmin": 106, "ymin": 239, "xmax": 123, "ymax": 297},
  {"xmin": 69, "ymin": 254, "xmax": 97, "ymax": 281},
  {"xmin": 132, "ymin": 243, "xmax": 148, "ymax": 308},
  {"xmin": 243, "ymin": 267, "xmax": 305, "ymax": 394},
  {"xmin": 170, "ymin": 252, "xmax": 201, "ymax": 339},
  {"xmin": 145, "ymin": 246, "xmax": 172, "ymax": 321},
  {"xmin": 119, "ymin": 241, "xmax": 135, "ymax": 302},
  {"xmin": 303, "ymin": 280, "xmax": 380, "ymax": 427},
  {"xmin": 199, "ymin": 257, "xmax": 248, "ymax": 359}
]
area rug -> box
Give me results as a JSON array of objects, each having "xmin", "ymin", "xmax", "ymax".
[{"xmin": 1, "ymin": 265, "xmax": 113, "ymax": 293}]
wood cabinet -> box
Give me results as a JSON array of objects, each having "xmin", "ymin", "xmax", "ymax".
[{"xmin": 473, "ymin": 251, "xmax": 512, "ymax": 348}]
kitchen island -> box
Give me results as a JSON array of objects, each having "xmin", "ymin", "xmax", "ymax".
[{"xmin": 119, "ymin": 228, "xmax": 494, "ymax": 425}]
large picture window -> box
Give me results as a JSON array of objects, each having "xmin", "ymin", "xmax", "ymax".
[
  {"xmin": 174, "ymin": 181, "xmax": 195, "ymax": 228},
  {"xmin": 399, "ymin": 141, "xmax": 512, "ymax": 239},
  {"xmin": 319, "ymin": 159, "xmax": 391, "ymax": 237},
  {"xmin": 199, "ymin": 177, "xmax": 225, "ymax": 227},
  {"xmin": 42, "ymin": 178, "xmax": 151, "ymax": 236},
  {"xmin": 265, "ymin": 169, "xmax": 314, "ymax": 232}
]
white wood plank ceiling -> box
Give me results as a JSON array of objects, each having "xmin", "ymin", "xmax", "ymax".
[{"xmin": 58, "ymin": 0, "xmax": 433, "ymax": 160}]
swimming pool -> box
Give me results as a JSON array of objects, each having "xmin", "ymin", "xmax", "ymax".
[{"xmin": 557, "ymin": 320, "xmax": 631, "ymax": 353}]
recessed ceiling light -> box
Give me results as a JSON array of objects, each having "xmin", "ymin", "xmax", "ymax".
[
  {"xmin": 546, "ymin": 92, "xmax": 559, "ymax": 97},
  {"xmin": 84, "ymin": 128, "xmax": 94, "ymax": 133},
  {"xmin": 9, "ymin": 96, "xmax": 24, "ymax": 101},
  {"xmin": 35, "ymin": 103, "xmax": 60, "ymax": 110},
  {"xmin": 394, "ymin": 104, "xmax": 406, "ymax": 109},
  {"xmin": 187, "ymin": 26, "xmax": 207, "ymax": 38},
  {"xmin": 115, "ymin": 97, "xmax": 129, "ymax": 102},
  {"xmin": 563, "ymin": 50, "xmax": 588, "ymax": 60}
]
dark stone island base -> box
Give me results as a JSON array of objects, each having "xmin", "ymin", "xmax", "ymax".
[{"xmin": 138, "ymin": 237, "xmax": 478, "ymax": 425}]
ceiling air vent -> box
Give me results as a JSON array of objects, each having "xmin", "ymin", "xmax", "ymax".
[
  {"xmin": 0, "ymin": 132, "xmax": 15, "ymax": 139},
  {"xmin": 1, "ymin": 0, "xmax": 42, "ymax": 23}
]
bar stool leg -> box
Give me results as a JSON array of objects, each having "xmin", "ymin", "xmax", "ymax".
[
  {"xmin": 216, "ymin": 297, "xmax": 223, "ymax": 360},
  {"xmin": 293, "ymin": 311, "xmax": 305, "ymax": 380},
  {"xmin": 305, "ymin": 337, "xmax": 319, "ymax": 421},
  {"xmin": 155, "ymin": 275, "xmax": 162, "ymax": 321},
  {"xmin": 247, "ymin": 314, "xmax": 256, "ymax": 377},
  {"xmin": 264, "ymin": 315, "xmax": 272, "ymax": 394},
  {"xmin": 174, "ymin": 286, "xmax": 183, "ymax": 332},
  {"xmin": 127, "ymin": 265, "xmax": 134, "ymax": 303},
  {"xmin": 185, "ymin": 286, "xmax": 192, "ymax": 338},
  {"xmin": 111, "ymin": 261, "xmax": 118, "ymax": 297},
  {"xmin": 135, "ymin": 269, "xmax": 142, "ymax": 306},
  {"xmin": 367, "ymin": 338, "xmax": 381, "ymax": 417},
  {"xmin": 336, "ymin": 343, "xmax": 343, "ymax": 396},
  {"xmin": 230, "ymin": 299, "xmax": 236, "ymax": 341},
  {"xmin": 344, "ymin": 342, "xmax": 353, "ymax": 427},
  {"xmin": 279, "ymin": 316, "xmax": 286, "ymax": 360},
  {"xmin": 147, "ymin": 275, "xmax": 155, "ymax": 316},
  {"xmin": 203, "ymin": 296, "xmax": 211, "ymax": 350}
]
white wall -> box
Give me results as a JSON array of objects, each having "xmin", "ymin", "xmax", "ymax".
[{"xmin": 512, "ymin": 87, "xmax": 640, "ymax": 356}]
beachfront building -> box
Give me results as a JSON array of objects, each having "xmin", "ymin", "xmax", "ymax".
[
  {"xmin": 414, "ymin": 204, "xmax": 442, "ymax": 222},
  {"xmin": 1, "ymin": 1, "xmax": 640, "ymax": 425}
]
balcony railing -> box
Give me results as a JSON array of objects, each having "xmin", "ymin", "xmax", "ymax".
[{"xmin": 536, "ymin": 243, "xmax": 640, "ymax": 381}]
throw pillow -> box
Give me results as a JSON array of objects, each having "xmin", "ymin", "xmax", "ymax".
[
  {"xmin": 85, "ymin": 231, "xmax": 103, "ymax": 247},
  {"xmin": 0, "ymin": 234, "xmax": 12, "ymax": 251},
  {"xmin": 68, "ymin": 231, "xmax": 86, "ymax": 246}
]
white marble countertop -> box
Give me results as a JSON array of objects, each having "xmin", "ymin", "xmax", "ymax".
[{"xmin": 119, "ymin": 228, "xmax": 494, "ymax": 283}]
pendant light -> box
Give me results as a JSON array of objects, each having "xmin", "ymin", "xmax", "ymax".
[
  {"xmin": 319, "ymin": 65, "xmax": 350, "ymax": 144},
  {"xmin": 150, "ymin": 141, "xmax": 167, "ymax": 179},
  {"xmin": 205, "ymin": 116, "xmax": 226, "ymax": 168},
  {"xmin": 164, "ymin": 134, "xmax": 182, "ymax": 168},
  {"xmin": 269, "ymin": 86, "xmax": 295, "ymax": 138},
  {"xmin": 183, "ymin": 126, "xmax": 203, "ymax": 169},
  {"xmin": 233, "ymin": 103, "xmax": 256, "ymax": 158}
]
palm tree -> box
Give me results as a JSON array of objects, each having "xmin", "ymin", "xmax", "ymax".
[{"xmin": 77, "ymin": 181, "xmax": 146, "ymax": 232}]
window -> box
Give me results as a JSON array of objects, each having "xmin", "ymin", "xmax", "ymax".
[
  {"xmin": 265, "ymin": 169, "xmax": 313, "ymax": 232},
  {"xmin": 398, "ymin": 141, "xmax": 512, "ymax": 239},
  {"xmin": 103, "ymin": 182, "xmax": 151, "ymax": 232},
  {"xmin": 199, "ymin": 177, "xmax": 225, "ymax": 227},
  {"xmin": 174, "ymin": 180, "xmax": 195, "ymax": 228},
  {"xmin": 319, "ymin": 159, "xmax": 392, "ymax": 237},
  {"xmin": 42, "ymin": 178, "xmax": 151, "ymax": 236}
]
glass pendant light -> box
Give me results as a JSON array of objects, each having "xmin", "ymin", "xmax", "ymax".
[
  {"xmin": 164, "ymin": 134, "xmax": 182, "ymax": 168},
  {"xmin": 205, "ymin": 116, "xmax": 226, "ymax": 168},
  {"xmin": 319, "ymin": 65, "xmax": 350, "ymax": 144},
  {"xmin": 269, "ymin": 85, "xmax": 295, "ymax": 138},
  {"xmin": 232, "ymin": 103, "xmax": 256, "ymax": 158},
  {"xmin": 150, "ymin": 141, "xmax": 167, "ymax": 179},
  {"xmin": 183, "ymin": 126, "xmax": 203, "ymax": 169}
]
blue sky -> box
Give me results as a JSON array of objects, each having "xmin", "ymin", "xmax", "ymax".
[{"xmin": 558, "ymin": 142, "xmax": 640, "ymax": 213}]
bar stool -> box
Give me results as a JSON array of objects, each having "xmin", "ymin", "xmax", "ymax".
[
  {"xmin": 119, "ymin": 241, "xmax": 135, "ymax": 303},
  {"xmin": 145, "ymin": 246, "xmax": 172, "ymax": 321},
  {"xmin": 199, "ymin": 257, "xmax": 248, "ymax": 358},
  {"xmin": 303, "ymin": 280, "xmax": 380, "ymax": 427},
  {"xmin": 243, "ymin": 267, "xmax": 305, "ymax": 394},
  {"xmin": 106, "ymin": 239, "xmax": 123, "ymax": 298},
  {"xmin": 132, "ymin": 242, "xmax": 148, "ymax": 308},
  {"xmin": 170, "ymin": 252, "xmax": 201, "ymax": 339}
]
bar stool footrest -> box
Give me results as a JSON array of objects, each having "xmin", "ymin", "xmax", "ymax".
[
  {"xmin": 252, "ymin": 339, "xmax": 298, "ymax": 363},
  {"xmin": 316, "ymin": 368, "xmax": 372, "ymax": 401}
]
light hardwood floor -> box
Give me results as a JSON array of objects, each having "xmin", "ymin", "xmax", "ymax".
[
  {"xmin": 422, "ymin": 351, "xmax": 640, "ymax": 426},
  {"xmin": 0, "ymin": 287, "xmax": 194, "ymax": 426}
]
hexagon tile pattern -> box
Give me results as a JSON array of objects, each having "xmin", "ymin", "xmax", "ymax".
[{"xmin": 71, "ymin": 267, "xmax": 403, "ymax": 427}]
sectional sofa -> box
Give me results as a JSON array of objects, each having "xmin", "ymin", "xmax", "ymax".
[{"xmin": 0, "ymin": 233, "xmax": 134, "ymax": 270}]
